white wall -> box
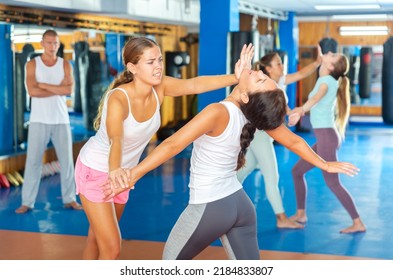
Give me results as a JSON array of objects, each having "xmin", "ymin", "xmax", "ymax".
[{"xmin": 0, "ymin": 0, "xmax": 200, "ymax": 27}]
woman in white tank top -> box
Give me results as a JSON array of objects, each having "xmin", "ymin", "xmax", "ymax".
[{"xmin": 102, "ymin": 64, "xmax": 359, "ymax": 260}]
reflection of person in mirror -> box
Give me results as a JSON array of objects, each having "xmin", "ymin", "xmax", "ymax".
[
  {"xmin": 74, "ymin": 37, "xmax": 253, "ymax": 259},
  {"xmin": 16, "ymin": 29, "xmax": 83, "ymax": 214},
  {"xmin": 288, "ymin": 51, "xmax": 366, "ymax": 234}
]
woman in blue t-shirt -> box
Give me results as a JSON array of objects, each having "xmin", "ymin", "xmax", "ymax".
[{"xmin": 288, "ymin": 52, "xmax": 366, "ymax": 234}]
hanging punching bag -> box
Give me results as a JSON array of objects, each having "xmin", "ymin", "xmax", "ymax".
[
  {"xmin": 84, "ymin": 50, "xmax": 105, "ymax": 131},
  {"xmin": 57, "ymin": 42, "xmax": 64, "ymax": 58},
  {"xmin": 319, "ymin": 38, "xmax": 338, "ymax": 54},
  {"xmin": 358, "ymin": 47, "xmax": 373, "ymax": 99},
  {"xmin": 21, "ymin": 44, "xmax": 35, "ymax": 112},
  {"xmin": 228, "ymin": 31, "xmax": 258, "ymax": 92},
  {"xmin": 382, "ymin": 37, "xmax": 393, "ymax": 124},
  {"xmin": 73, "ymin": 41, "xmax": 89, "ymax": 113},
  {"xmin": 14, "ymin": 43, "xmax": 35, "ymax": 144}
]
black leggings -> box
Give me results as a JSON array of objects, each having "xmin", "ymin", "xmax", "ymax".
[
  {"xmin": 162, "ymin": 189, "xmax": 259, "ymax": 260},
  {"xmin": 292, "ymin": 128, "xmax": 360, "ymax": 219}
]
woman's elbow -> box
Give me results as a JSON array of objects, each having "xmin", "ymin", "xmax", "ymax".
[{"xmin": 161, "ymin": 138, "xmax": 185, "ymax": 155}]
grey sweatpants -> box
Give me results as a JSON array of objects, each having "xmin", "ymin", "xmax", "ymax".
[
  {"xmin": 163, "ymin": 189, "xmax": 259, "ymax": 260},
  {"xmin": 21, "ymin": 122, "xmax": 76, "ymax": 208}
]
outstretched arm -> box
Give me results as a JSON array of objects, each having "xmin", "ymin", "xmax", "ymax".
[
  {"xmin": 285, "ymin": 45, "xmax": 322, "ymax": 85},
  {"xmin": 102, "ymin": 103, "xmax": 226, "ymax": 199},
  {"xmin": 159, "ymin": 43, "xmax": 254, "ymax": 97},
  {"xmin": 288, "ymin": 82, "xmax": 328, "ymax": 127},
  {"xmin": 266, "ymin": 124, "xmax": 359, "ymax": 176}
]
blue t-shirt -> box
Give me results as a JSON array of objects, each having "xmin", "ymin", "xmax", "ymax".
[{"xmin": 309, "ymin": 75, "xmax": 338, "ymax": 129}]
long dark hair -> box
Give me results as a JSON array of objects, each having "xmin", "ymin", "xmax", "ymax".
[
  {"xmin": 93, "ymin": 36, "xmax": 159, "ymax": 130},
  {"xmin": 236, "ymin": 88, "xmax": 287, "ymax": 170}
]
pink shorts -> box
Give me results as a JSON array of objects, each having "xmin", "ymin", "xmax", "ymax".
[{"xmin": 75, "ymin": 157, "xmax": 130, "ymax": 204}]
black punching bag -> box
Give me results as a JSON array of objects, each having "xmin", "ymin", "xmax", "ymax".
[
  {"xmin": 382, "ymin": 37, "xmax": 393, "ymax": 124},
  {"xmin": 228, "ymin": 31, "xmax": 255, "ymax": 92},
  {"xmin": 57, "ymin": 42, "xmax": 64, "ymax": 58},
  {"xmin": 358, "ymin": 47, "xmax": 373, "ymax": 99},
  {"xmin": 14, "ymin": 44, "xmax": 35, "ymax": 144},
  {"xmin": 229, "ymin": 31, "xmax": 253, "ymax": 71},
  {"xmin": 319, "ymin": 38, "xmax": 338, "ymax": 54},
  {"xmin": 84, "ymin": 51, "xmax": 105, "ymax": 131},
  {"xmin": 73, "ymin": 41, "xmax": 89, "ymax": 113}
]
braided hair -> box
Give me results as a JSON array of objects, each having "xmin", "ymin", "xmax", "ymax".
[{"xmin": 236, "ymin": 88, "xmax": 287, "ymax": 170}]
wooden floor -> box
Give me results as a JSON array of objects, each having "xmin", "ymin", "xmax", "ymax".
[{"xmin": 0, "ymin": 230, "xmax": 373, "ymax": 260}]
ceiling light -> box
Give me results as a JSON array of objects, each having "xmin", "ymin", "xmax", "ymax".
[
  {"xmin": 332, "ymin": 14, "xmax": 389, "ymax": 20},
  {"xmin": 339, "ymin": 26, "xmax": 389, "ymax": 36},
  {"xmin": 12, "ymin": 34, "xmax": 42, "ymax": 44},
  {"xmin": 315, "ymin": 5, "xmax": 380, "ymax": 10}
]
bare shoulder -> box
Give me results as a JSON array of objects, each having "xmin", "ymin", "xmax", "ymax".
[
  {"xmin": 26, "ymin": 58, "xmax": 36, "ymax": 68},
  {"xmin": 208, "ymin": 102, "xmax": 227, "ymax": 111},
  {"xmin": 106, "ymin": 88, "xmax": 129, "ymax": 117},
  {"xmin": 203, "ymin": 102, "xmax": 226, "ymax": 112},
  {"xmin": 200, "ymin": 102, "xmax": 228, "ymax": 120},
  {"xmin": 25, "ymin": 59, "xmax": 37, "ymax": 77},
  {"xmin": 63, "ymin": 59, "xmax": 72, "ymax": 69},
  {"xmin": 108, "ymin": 88, "xmax": 127, "ymax": 101}
]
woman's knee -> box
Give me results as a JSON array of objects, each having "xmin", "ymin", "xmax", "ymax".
[
  {"xmin": 292, "ymin": 165, "xmax": 303, "ymax": 178},
  {"xmin": 99, "ymin": 240, "xmax": 121, "ymax": 259}
]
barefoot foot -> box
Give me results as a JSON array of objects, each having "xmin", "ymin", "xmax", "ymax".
[
  {"xmin": 289, "ymin": 214, "xmax": 308, "ymax": 224},
  {"xmin": 340, "ymin": 219, "xmax": 366, "ymax": 234},
  {"xmin": 277, "ymin": 218, "xmax": 304, "ymax": 229},
  {"xmin": 15, "ymin": 205, "xmax": 32, "ymax": 214},
  {"xmin": 64, "ymin": 201, "xmax": 83, "ymax": 210}
]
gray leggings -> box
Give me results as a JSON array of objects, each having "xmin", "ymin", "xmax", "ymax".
[
  {"xmin": 163, "ymin": 189, "xmax": 259, "ymax": 260},
  {"xmin": 292, "ymin": 128, "xmax": 360, "ymax": 219}
]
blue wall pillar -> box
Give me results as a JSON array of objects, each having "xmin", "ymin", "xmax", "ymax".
[
  {"xmin": 105, "ymin": 33, "xmax": 126, "ymax": 81},
  {"xmin": 278, "ymin": 12, "xmax": 298, "ymax": 110},
  {"xmin": 0, "ymin": 24, "xmax": 14, "ymax": 154},
  {"xmin": 198, "ymin": 0, "xmax": 239, "ymax": 112}
]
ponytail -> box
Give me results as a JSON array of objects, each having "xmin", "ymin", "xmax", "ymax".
[
  {"xmin": 93, "ymin": 70, "xmax": 134, "ymax": 130},
  {"xmin": 336, "ymin": 75, "xmax": 350, "ymax": 139},
  {"xmin": 330, "ymin": 54, "xmax": 350, "ymax": 140}
]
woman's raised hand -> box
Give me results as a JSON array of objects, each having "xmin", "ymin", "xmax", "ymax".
[{"xmin": 235, "ymin": 43, "xmax": 255, "ymax": 80}]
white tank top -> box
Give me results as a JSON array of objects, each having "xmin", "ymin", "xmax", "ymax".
[
  {"xmin": 29, "ymin": 56, "xmax": 70, "ymax": 124},
  {"xmin": 188, "ymin": 101, "xmax": 246, "ymax": 204},
  {"xmin": 79, "ymin": 87, "xmax": 161, "ymax": 172}
]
